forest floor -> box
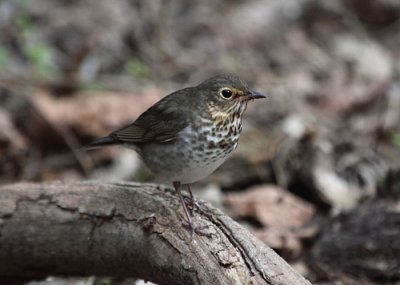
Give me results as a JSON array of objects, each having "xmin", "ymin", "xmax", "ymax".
[{"xmin": 1, "ymin": 0, "xmax": 400, "ymax": 284}]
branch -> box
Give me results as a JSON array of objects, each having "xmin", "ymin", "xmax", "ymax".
[{"xmin": 0, "ymin": 181, "xmax": 311, "ymax": 285}]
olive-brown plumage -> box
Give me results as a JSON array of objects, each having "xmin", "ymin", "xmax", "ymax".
[{"xmin": 86, "ymin": 74, "xmax": 266, "ymax": 233}]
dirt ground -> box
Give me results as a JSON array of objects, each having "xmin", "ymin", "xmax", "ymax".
[{"xmin": 1, "ymin": 0, "xmax": 400, "ymax": 284}]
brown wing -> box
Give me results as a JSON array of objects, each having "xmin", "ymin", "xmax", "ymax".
[{"xmin": 113, "ymin": 96, "xmax": 190, "ymax": 143}]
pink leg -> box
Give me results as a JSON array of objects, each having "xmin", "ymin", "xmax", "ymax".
[
  {"xmin": 186, "ymin": 184, "xmax": 196, "ymax": 209},
  {"xmin": 173, "ymin": 181, "xmax": 196, "ymax": 235}
]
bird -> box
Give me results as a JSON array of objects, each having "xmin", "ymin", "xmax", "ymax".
[{"xmin": 85, "ymin": 74, "xmax": 266, "ymax": 234}]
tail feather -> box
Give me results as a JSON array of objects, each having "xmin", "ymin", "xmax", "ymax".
[{"xmin": 83, "ymin": 135, "xmax": 121, "ymax": 150}]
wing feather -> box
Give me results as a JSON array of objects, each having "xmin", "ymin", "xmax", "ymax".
[{"xmin": 112, "ymin": 94, "xmax": 190, "ymax": 144}]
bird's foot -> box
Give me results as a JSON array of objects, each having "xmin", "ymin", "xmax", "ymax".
[
  {"xmin": 185, "ymin": 196, "xmax": 200, "ymax": 214},
  {"xmin": 182, "ymin": 219, "xmax": 214, "ymax": 238},
  {"xmin": 174, "ymin": 182, "xmax": 215, "ymax": 238},
  {"xmin": 185, "ymin": 197, "xmax": 213, "ymax": 220}
]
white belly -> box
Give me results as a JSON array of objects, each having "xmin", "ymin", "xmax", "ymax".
[
  {"xmin": 139, "ymin": 124, "xmax": 239, "ymax": 185},
  {"xmin": 171, "ymin": 156, "xmax": 227, "ymax": 184}
]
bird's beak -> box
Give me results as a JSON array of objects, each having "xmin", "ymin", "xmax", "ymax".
[{"xmin": 246, "ymin": 90, "xmax": 266, "ymax": 100}]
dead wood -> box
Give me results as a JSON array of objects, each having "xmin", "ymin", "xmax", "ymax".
[{"xmin": 0, "ymin": 181, "xmax": 311, "ymax": 285}]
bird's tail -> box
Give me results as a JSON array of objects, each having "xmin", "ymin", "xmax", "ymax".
[{"xmin": 83, "ymin": 135, "xmax": 121, "ymax": 150}]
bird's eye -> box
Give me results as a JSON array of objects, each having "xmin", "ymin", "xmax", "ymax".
[{"xmin": 220, "ymin": 89, "xmax": 233, "ymax": 99}]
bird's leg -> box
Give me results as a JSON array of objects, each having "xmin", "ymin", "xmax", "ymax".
[
  {"xmin": 186, "ymin": 184, "xmax": 198, "ymax": 211},
  {"xmin": 184, "ymin": 184, "xmax": 215, "ymax": 223},
  {"xmin": 173, "ymin": 181, "xmax": 196, "ymax": 235}
]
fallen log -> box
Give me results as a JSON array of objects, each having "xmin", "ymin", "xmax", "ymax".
[{"xmin": 0, "ymin": 181, "xmax": 311, "ymax": 285}]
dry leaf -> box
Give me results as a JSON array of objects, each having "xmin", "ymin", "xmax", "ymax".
[{"xmin": 224, "ymin": 184, "xmax": 315, "ymax": 228}]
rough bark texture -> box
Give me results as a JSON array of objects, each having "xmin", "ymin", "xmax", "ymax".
[
  {"xmin": 309, "ymin": 199, "xmax": 400, "ymax": 283},
  {"xmin": 0, "ymin": 181, "xmax": 311, "ymax": 285}
]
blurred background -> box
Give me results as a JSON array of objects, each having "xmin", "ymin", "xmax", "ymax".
[{"xmin": 1, "ymin": 0, "xmax": 400, "ymax": 284}]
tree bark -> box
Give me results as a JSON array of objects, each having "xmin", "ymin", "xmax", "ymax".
[{"xmin": 0, "ymin": 181, "xmax": 311, "ymax": 285}]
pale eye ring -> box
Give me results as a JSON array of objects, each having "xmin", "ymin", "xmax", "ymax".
[{"xmin": 220, "ymin": 88, "xmax": 233, "ymax": 99}]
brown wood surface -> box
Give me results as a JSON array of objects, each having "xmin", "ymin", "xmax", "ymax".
[{"xmin": 0, "ymin": 181, "xmax": 311, "ymax": 285}]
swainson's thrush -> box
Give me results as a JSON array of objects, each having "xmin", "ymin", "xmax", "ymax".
[{"xmin": 85, "ymin": 74, "xmax": 266, "ymax": 233}]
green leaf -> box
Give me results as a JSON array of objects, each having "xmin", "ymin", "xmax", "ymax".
[
  {"xmin": 0, "ymin": 46, "xmax": 8, "ymax": 67},
  {"xmin": 23, "ymin": 43, "xmax": 55, "ymax": 77},
  {"xmin": 391, "ymin": 133, "xmax": 400, "ymax": 147},
  {"xmin": 124, "ymin": 58, "xmax": 150, "ymax": 79}
]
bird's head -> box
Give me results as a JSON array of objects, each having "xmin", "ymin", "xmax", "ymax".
[{"xmin": 196, "ymin": 74, "xmax": 266, "ymax": 120}]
